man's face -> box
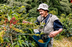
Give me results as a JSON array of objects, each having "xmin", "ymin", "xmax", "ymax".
[{"xmin": 39, "ymin": 9, "xmax": 47, "ymax": 17}]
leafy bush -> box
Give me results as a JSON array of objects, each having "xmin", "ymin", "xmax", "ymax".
[
  {"xmin": 0, "ymin": 0, "xmax": 72, "ymax": 46},
  {"xmin": 0, "ymin": 5, "xmax": 39, "ymax": 47}
]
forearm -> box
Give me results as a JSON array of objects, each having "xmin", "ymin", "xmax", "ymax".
[
  {"xmin": 56, "ymin": 28, "xmax": 63, "ymax": 34},
  {"xmin": 49, "ymin": 28, "xmax": 63, "ymax": 37}
]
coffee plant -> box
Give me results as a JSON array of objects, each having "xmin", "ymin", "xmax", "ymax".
[
  {"xmin": 0, "ymin": 0, "xmax": 72, "ymax": 47},
  {"xmin": 0, "ymin": 5, "xmax": 40, "ymax": 47}
]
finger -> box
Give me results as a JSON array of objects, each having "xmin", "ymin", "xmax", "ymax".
[{"xmin": 49, "ymin": 34, "xmax": 54, "ymax": 37}]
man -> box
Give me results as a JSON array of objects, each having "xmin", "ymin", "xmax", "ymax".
[{"xmin": 35, "ymin": 3, "xmax": 63, "ymax": 47}]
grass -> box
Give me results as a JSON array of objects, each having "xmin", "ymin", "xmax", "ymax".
[{"xmin": 53, "ymin": 37, "xmax": 72, "ymax": 47}]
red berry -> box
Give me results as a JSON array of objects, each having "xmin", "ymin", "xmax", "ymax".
[{"xmin": 12, "ymin": 17, "xmax": 15, "ymax": 19}]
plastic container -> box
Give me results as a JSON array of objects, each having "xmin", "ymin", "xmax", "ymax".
[{"xmin": 33, "ymin": 32, "xmax": 50, "ymax": 47}]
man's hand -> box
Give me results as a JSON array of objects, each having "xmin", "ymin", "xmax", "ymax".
[
  {"xmin": 48, "ymin": 31, "xmax": 58, "ymax": 38},
  {"xmin": 48, "ymin": 29, "xmax": 63, "ymax": 38}
]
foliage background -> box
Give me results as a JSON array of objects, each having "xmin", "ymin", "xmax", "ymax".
[{"xmin": 0, "ymin": 0, "xmax": 72, "ymax": 47}]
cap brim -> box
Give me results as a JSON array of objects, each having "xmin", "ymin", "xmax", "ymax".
[{"xmin": 37, "ymin": 8, "xmax": 49, "ymax": 12}]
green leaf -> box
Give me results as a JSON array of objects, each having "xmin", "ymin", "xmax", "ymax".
[
  {"xmin": 25, "ymin": 41, "xmax": 29, "ymax": 47},
  {"xmin": 12, "ymin": 13, "xmax": 18, "ymax": 20},
  {"xmin": 7, "ymin": 14, "xmax": 11, "ymax": 21},
  {"xmin": 6, "ymin": 38, "xmax": 10, "ymax": 42},
  {"xmin": 18, "ymin": 35, "xmax": 21, "ymax": 40},
  {"xmin": 9, "ymin": 9, "xmax": 13, "ymax": 14},
  {"xmin": 15, "ymin": 45, "xmax": 19, "ymax": 47}
]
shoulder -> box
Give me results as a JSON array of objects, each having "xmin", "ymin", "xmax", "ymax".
[
  {"xmin": 51, "ymin": 15, "xmax": 59, "ymax": 19},
  {"xmin": 37, "ymin": 15, "xmax": 43, "ymax": 22},
  {"xmin": 50, "ymin": 14, "xmax": 59, "ymax": 22}
]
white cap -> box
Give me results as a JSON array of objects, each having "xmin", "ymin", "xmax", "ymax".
[{"xmin": 37, "ymin": 3, "xmax": 49, "ymax": 11}]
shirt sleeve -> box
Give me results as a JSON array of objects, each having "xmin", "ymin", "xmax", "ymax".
[{"xmin": 53, "ymin": 20, "xmax": 63, "ymax": 31}]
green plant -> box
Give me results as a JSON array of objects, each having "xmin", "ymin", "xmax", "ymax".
[{"xmin": 0, "ymin": 5, "xmax": 39, "ymax": 47}]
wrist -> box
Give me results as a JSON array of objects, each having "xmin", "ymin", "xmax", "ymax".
[{"xmin": 58, "ymin": 28, "xmax": 63, "ymax": 34}]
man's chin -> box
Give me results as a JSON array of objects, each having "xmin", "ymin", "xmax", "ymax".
[{"xmin": 41, "ymin": 15, "xmax": 44, "ymax": 17}]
